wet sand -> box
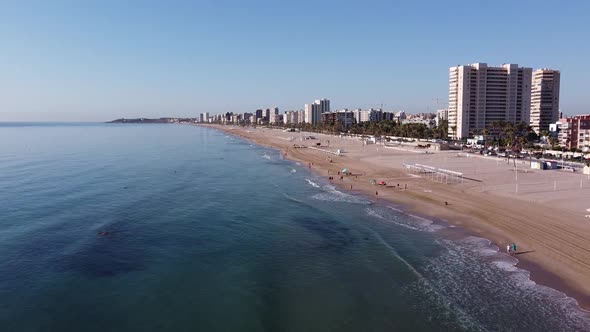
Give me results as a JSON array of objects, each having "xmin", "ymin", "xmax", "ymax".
[{"xmin": 204, "ymin": 124, "xmax": 590, "ymax": 311}]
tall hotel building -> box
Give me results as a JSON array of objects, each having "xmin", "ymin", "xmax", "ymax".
[
  {"xmin": 530, "ymin": 69, "xmax": 560, "ymax": 134},
  {"xmin": 304, "ymin": 99, "xmax": 330, "ymax": 124},
  {"xmin": 448, "ymin": 63, "xmax": 532, "ymax": 139}
]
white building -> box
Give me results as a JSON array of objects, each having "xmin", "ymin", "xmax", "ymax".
[
  {"xmin": 355, "ymin": 109, "xmax": 381, "ymax": 123},
  {"xmin": 435, "ymin": 109, "xmax": 448, "ymax": 127},
  {"xmin": 284, "ymin": 110, "xmax": 302, "ymax": 125},
  {"xmin": 530, "ymin": 69, "xmax": 560, "ymax": 134},
  {"xmin": 304, "ymin": 99, "xmax": 329, "ymax": 124},
  {"xmin": 448, "ymin": 63, "xmax": 532, "ymax": 139}
]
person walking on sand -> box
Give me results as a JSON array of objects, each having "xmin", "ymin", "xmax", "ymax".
[
  {"xmin": 512, "ymin": 243, "xmax": 517, "ymax": 254},
  {"xmin": 507, "ymin": 244, "xmax": 511, "ymax": 255}
]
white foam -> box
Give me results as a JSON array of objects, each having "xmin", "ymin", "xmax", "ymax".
[
  {"xmin": 312, "ymin": 185, "xmax": 370, "ymax": 204},
  {"xmin": 367, "ymin": 206, "xmax": 443, "ymax": 232},
  {"xmin": 427, "ymin": 235, "xmax": 590, "ymax": 328},
  {"xmin": 262, "ymin": 153, "xmax": 271, "ymax": 160},
  {"xmin": 305, "ymin": 179, "xmax": 320, "ymax": 188},
  {"xmin": 385, "ymin": 206, "xmax": 444, "ymax": 232},
  {"xmin": 290, "ymin": 169, "xmax": 297, "ymax": 173}
]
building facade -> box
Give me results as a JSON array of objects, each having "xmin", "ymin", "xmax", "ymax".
[
  {"xmin": 530, "ymin": 69, "xmax": 560, "ymax": 134},
  {"xmin": 555, "ymin": 115, "xmax": 590, "ymax": 151},
  {"xmin": 304, "ymin": 99, "xmax": 330, "ymax": 125},
  {"xmin": 322, "ymin": 110, "xmax": 356, "ymax": 128},
  {"xmin": 435, "ymin": 109, "xmax": 448, "ymax": 127},
  {"xmin": 448, "ymin": 63, "xmax": 532, "ymax": 139}
]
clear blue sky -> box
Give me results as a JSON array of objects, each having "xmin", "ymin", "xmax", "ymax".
[{"xmin": 1, "ymin": 0, "xmax": 589, "ymax": 121}]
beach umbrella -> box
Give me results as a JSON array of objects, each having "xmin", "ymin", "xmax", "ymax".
[{"xmin": 341, "ymin": 168, "xmax": 348, "ymax": 173}]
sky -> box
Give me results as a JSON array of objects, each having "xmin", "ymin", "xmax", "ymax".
[{"xmin": 1, "ymin": 0, "xmax": 589, "ymax": 121}]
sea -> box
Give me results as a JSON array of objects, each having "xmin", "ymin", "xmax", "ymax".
[{"xmin": 0, "ymin": 122, "xmax": 588, "ymax": 332}]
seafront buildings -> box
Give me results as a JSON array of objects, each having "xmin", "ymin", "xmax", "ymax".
[
  {"xmin": 448, "ymin": 63, "xmax": 532, "ymax": 139},
  {"xmin": 530, "ymin": 69, "xmax": 561, "ymax": 134},
  {"xmin": 552, "ymin": 115, "xmax": 590, "ymax": 151},
  {"xmin": 322, "ymin": 109, "xmax": 356, "ymax": 127},
  {"xmin": 283, "ymin": 110, "xmax": 304, "ymax": 125},
  {"xmin": 304, "ymin": 99, "xmax": 330, "ymax": 125}
]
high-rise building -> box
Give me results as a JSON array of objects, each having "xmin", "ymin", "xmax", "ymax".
[
  {"xmin": 199, "ymin": 113, "xmax": 204, "ymax": 122},
  {"xmin": 314, "ymin": 99, "xmax": 330, "ymax": 114},
  {"xmin": 530, "ymin": 69, "xmax": 560, "ymax": 134},
  {"xmin": 304, "ymin": 103, "xmax": 320, "ymax": 124},
  {"xmin": 284, "ymin": 110, "xmax": 301, "ymax": 125},
  {"xmin": 304, "ymin": 99, "xmax": 329, "ymax": 124},
  {"xmin": 448, "ymin": 63, "xmax": 532, "ymax": 139}
]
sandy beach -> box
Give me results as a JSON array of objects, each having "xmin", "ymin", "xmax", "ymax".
[{"xmin": 204, "ymin": 124, "xmax": 590, "ymax": 311}]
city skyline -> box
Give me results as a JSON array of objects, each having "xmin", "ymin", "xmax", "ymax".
[{"xmin": 1, "ymin": 1, "xmax": 589, "ymax": 121}]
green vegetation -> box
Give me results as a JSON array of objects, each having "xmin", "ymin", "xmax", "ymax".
[{"xmin": 280, "ymin": 119, "xmax": 448, "ymax": 140}]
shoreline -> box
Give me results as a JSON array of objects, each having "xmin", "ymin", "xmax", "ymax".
[{"xmin": 202, "ymin": 123, "xmax": 590, "ymax": 312}]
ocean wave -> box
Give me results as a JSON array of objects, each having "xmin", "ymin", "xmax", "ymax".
[
  {"xmin": 419, "ymin": 236, "xmax": 590, "ymax": 330},
  {"xmin": 290, "ymin": 168, "xmax": 297, "ymax": 173},
  {"xmin": 305, "ymin": 179, "xmax": 320, "ymax": 188},
  {"xmin": 312, "ymin": 185, "xmax": 371, "ymax": 204},
  {"xmin": 366, "ymin": 206, "xmax": 443, "ymax": 232},
  {"xmin": 366, "ymin": 228, "xmax": 484, "ymax": 331}
]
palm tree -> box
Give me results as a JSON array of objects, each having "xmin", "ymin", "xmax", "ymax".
[
  {"xmin": 539, "ymin": 130, "xmax": 550, "ymax": 144},
  {"xmin": 450, "ymin": 125, "xmax": 457, "ymax": 140},
  {"xmin": 480, "ymin": 128, "xmax": 490, "ymax": 148}
]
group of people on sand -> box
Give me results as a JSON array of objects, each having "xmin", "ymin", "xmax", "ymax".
[{"xmin": 507, "ymin": 242, "xmax": 518, "ymax": 255}]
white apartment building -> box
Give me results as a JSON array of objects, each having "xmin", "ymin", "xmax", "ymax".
[
  {"xmin": 304, "ymin": 99, "xmax": 330, "ymax": 125},
  {"xmin": 448, "ymin": 63, "xmax": 532, "ymax": 139},
  {"xmin": 296, "ymin": 110, "xmax": 305, "ymax": 124},
  {"xmin": 355, "ymin": 109, "xmax": 381, "ymax": 123},
  {"xmin": 284, "ymin": 110, "xmax": 302, "ymax": 125},
  {"xmin": 435, "ymin": 109, "xmax": 448, "ymax": 127},
  {"xmin": 530, "ymin": 69, "xmax": 560, "ymax": 134}
]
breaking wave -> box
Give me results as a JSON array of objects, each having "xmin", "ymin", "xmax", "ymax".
[{"xmin": 312, "ymin": 185, "xmax": 371, "ymax": 204}]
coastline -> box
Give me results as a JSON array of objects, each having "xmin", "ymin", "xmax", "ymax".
[{"xmin": 201, "ymin": 123, "xmax": 590, "ymax": 312}]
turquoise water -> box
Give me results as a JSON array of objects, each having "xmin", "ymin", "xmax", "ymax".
[{"xmin": 0, "ymin": 123, "xmax": 588, "ymax": 331}]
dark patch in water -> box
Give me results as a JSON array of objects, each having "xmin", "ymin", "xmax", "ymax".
[
  {"xmin": 54, "ymin": 234, "xmax": 146, "ymax": 278},
  {"xmin": 293, "ymin": 216, "xmax": 354, "ymax": 251}
]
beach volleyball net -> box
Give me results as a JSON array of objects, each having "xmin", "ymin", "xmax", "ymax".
[{"xmin": 403, "ymin": 162, "xmax": 464, "ymax": 184}]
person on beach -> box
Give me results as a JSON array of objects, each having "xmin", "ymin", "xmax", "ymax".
[
  {"xmin": 405, "ymin": 184, "xmax": 407, "ymax": 190},
  {"xmin": 512, "ymin": 243, "xmax": 517, "ymax": 254},
  {"xmin": 375, "ymin": 191, "xmax": 378, "ymax": 196},
  {"xmin": 350, "ymin": 185, "xmax": 353, "ymax": 190},
  {"xmin": 507, "ymin": 244, "xmax": 511, "ymax": 255}
]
